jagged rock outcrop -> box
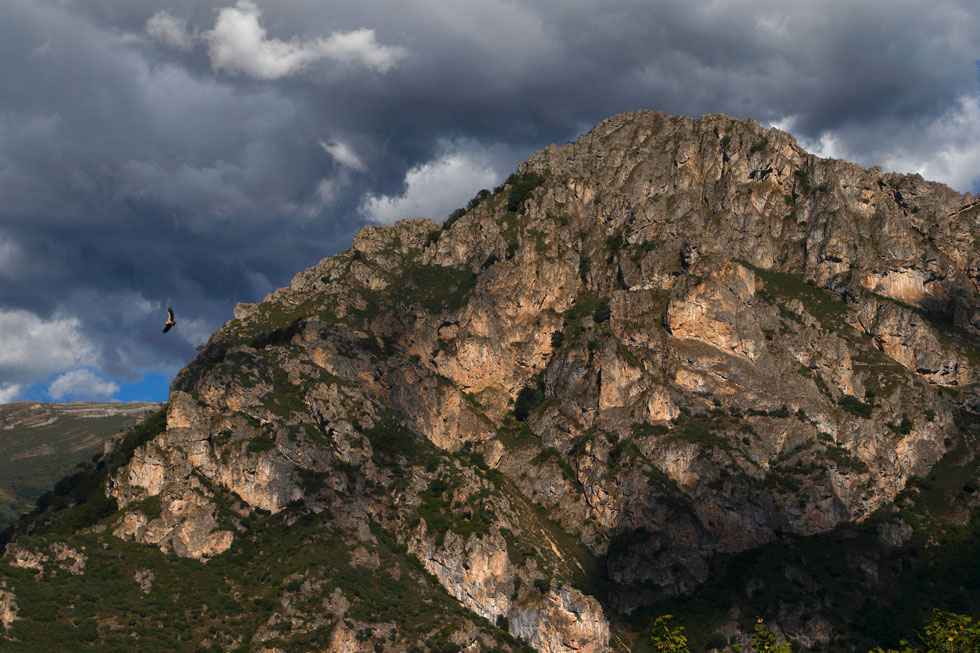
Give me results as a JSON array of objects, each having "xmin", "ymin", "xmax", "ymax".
[
  {"xmin": 6, "ymin": 110, "xmax": 980, "ymax": 651},
  {"xmin": 133, "ymin": 567, "xmax": 154, "ymax": 594},
  {"xmin": 6, "ymin": 542, "xmax": 86, "ymax": 576},
  {"xmin": 510, "ymin": 586, "xmax": 609, "ymax": 653},
  {"xmin": 0, "ymin": 584, "xmax": 16, "ymax": 631}
]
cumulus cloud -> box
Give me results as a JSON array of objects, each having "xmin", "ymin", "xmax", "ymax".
[
  {"xmin": 0, "ymin": 308, "xmax": 109, "ymax": 403},
  {"xmin": 0, "ymin": 384, "xmax": 22, "ymax": 404},
  {"xmin": 146, "ymin": 10, "xmax": 196, "ymax": 51},
  {"xmin": 876, "ymin": 95, "xmax": 980, "ymax": 192},
  {"xmin": 47, "ymin": 369, "xmax": 119, "ymax": 401},
  {"xmin": 0, "ymin": 310, "xmax": 97, "ymax": 381},
  {"xmin": 360, "ymin": 145, "xmax": 501, "ymax": 224},
  {"xmin": 313, "ymin": 27, "xmax": 407, "ymax": 71},
  {"xmin": 321, "ymin": 140, "xmax": 366, "ymax": 172},
  {"xmin": 784, "ymin": 94, "xmax": 980, "ymax": 193},
  {"xmin": 204, "ymin": 1, "xmax": 405, "ymax": 79}
]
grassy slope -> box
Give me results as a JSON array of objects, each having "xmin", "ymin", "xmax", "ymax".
[
  {"xmin": 0, "ymin": 404, "xmax": 161, "ymax": 531},
  {"xmin": 2, "ymin": 511, "xmax": 527, "ymax": 652}
]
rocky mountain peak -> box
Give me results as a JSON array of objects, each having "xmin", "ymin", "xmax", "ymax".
[{"xmin": 4, "ymin": 111, "xmax": 980, "ymax": 651}]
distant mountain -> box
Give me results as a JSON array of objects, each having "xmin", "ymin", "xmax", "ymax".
[
  {"xmin": 2, "ymin": 111, "xmax": 980, "ymax": 651},
  {"xmin": 0, "ymin": 402, "xmax": 162, "ymax": 531}
]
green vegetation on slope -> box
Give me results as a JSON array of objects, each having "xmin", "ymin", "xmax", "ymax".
[
  {"xmin": 651, "ymin": 611, "xmax": 980, "ymax": 653},
  {"xmin": 0, "ymin": 407, "xmax": 167, "ymax": 544},
  {"xmin": 0, "ymin": 403, "xmax": 161, "ymax": 531},
  {"xmin": 623, "ymin": 418, "xmax": 980, "ymax": 652},
  {"xmin": 2, "ymin": 508, "xmax": 526, "ymax": 652}
]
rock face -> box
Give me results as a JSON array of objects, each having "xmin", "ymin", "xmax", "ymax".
[
  {"xmin": 6, "ymin": 542, "xmax": 86, "ymax": 576},
  {"xmin": 510, "ymin": 587, "xmax": 609, "ymax": 653},
  {"xmin": 0, "ymin": 585, "xmax": 16, "ymax": 631},
  {"xmin": 7, "ymin": 110, "xmax": 980, "ymax": 651},
  {"xmin": 665, "ymin": 259, "xmax": 763, "ymax": 361}
]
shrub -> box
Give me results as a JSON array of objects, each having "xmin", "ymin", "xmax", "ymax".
[
  {"xmin": 769, "ymin": 405, "xmax": 790, "ymax": 418},
  {"xmin": 823, "ymin": 443, "xmax": 869, "ymax": 473},
  {"xmin": 247, "ymin": 434, "xmax": 276, "ymax": 454},
  {"xmin": 443, "ymin": 188, "xmax": 493, "ymax": 231},
  {"xmin": 633, "ymin": 422, "xmax": 670, "ymax": 437},
  {"xmin": 514, "ymin": 376, "xmax": 546, "ymax": 422},
  {"xmin": 734, "ymin": 618, "xmax": 791, "ymax": 652},
  {"xmin": 593, "ymin": 298, "xmax": 611, "ymax": 323},
  {"xmin": 505, "ymin": 172, "xmax": 546, "ymax": 213},
  {"xmin": 605, "ymin": 232, "xmax": 624, "ymax": 253},
  {"xmin": 467, "ymin": 188, "xmax": 491, "ymax": 210},
  {"xmin": 888, "ymin": 416, "xmax": 914, "ymax": 435},
  {"xmin": 550, "ymin": 330, "xmax": 565, "ymax": 349},
  {"xmin": 443, "ymin": 207, "xmax": 466, "ymax": 230},
  {"xmin": 839, "ymin": 395, "xmax": 873, "ymax": 419},
  {"xmin": 869, "ymin": 610, "xmax": 980, "ymax": 652},
  {"xmin": 649, "ymin": 614, "xmax": 689, "ymax": 652},
  {"xmin": 578, "ymin": 255, "xmax": 591, "ymax": 283},
  {"xmin": 107, "ymin": 406, "xmax": 168, "ymax": 473},
  {"xmin": 793, "ymin": 169, "xmax": 813, "ymax": 195}
]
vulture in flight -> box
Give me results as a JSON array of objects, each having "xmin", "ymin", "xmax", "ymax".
[{"xmin": 163, "ymin": 307, "xmax": 176, "ymax": 333}]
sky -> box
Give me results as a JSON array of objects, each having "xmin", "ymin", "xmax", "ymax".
[{"xmin": 1, "ymin": 0, "xmax": 979, "ymax": 404}]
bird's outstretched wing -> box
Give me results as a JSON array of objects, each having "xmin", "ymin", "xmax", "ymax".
[{"xmin": 163, "ymin": 323, "xmax": 173, "ymax": 333}]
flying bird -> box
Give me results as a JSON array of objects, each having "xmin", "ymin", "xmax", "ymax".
[{"xmin": 163, "ymin": 307, "xmax": 176, "ymax": 333}]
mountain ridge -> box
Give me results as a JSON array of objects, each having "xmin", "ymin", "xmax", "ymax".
[{"xmin": 3, "ymin": 110, "xmax": 980, "ymax": 651}]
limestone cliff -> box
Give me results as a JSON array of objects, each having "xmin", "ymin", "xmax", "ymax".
[{"xmin": 4, "ymin": 111, "xmax": 980, "ymax": 652}]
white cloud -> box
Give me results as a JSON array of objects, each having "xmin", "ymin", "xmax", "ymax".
[
  {"xmin": 146, "ymin": 10, "xmax": 196, "ymax": 51},
  {"xmin": 777, "ymin": 95, "xmax": 980, "ymax": 193},
  {"xmin": 204, "ymin": 1, "xmax": 405, "ymax": 80},
  {"xmin": 360, "ymin": 144, "xmax": 501, "ymax": 225},
  {"xmin": 174, "ymin": 315, "xmax": 218, "ymax": 349},
  {"xmin": 47, "ymin": 369, "xmax": 119, "ymax": 401},
  {"xmin": 0, "ymin": 309, "xmax": 97, "ymax": 381},
  {"xmin": 320, "ymin": 140, "xmax": 366, "ymax": 171},
  {"xmin": 0, "ymin": 384, "xmax": 22, "ymax": 404},
  {"xmin": 768, "ymin": 115, "xmax": 842, "ymax": 160},
  {"xmin": 876, "ymin": 95, "xmax": 980, "ymax": 192},
  {"xmin": 314, "ymin": 28, "xmax": 406, "ymax": 71}
]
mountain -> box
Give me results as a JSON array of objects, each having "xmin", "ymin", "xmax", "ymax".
[
  {"xmin": 0, "ymin": 402, "xmax": 163, "ymax": 531},
  {"xmin": 2, "ymin": 110, "xmax": 980, "ymax": 651}
]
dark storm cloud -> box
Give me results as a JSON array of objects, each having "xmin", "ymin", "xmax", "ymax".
[{"xmin": 1, "ymin": 0, "xmax": 979, "ymax": 401}]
